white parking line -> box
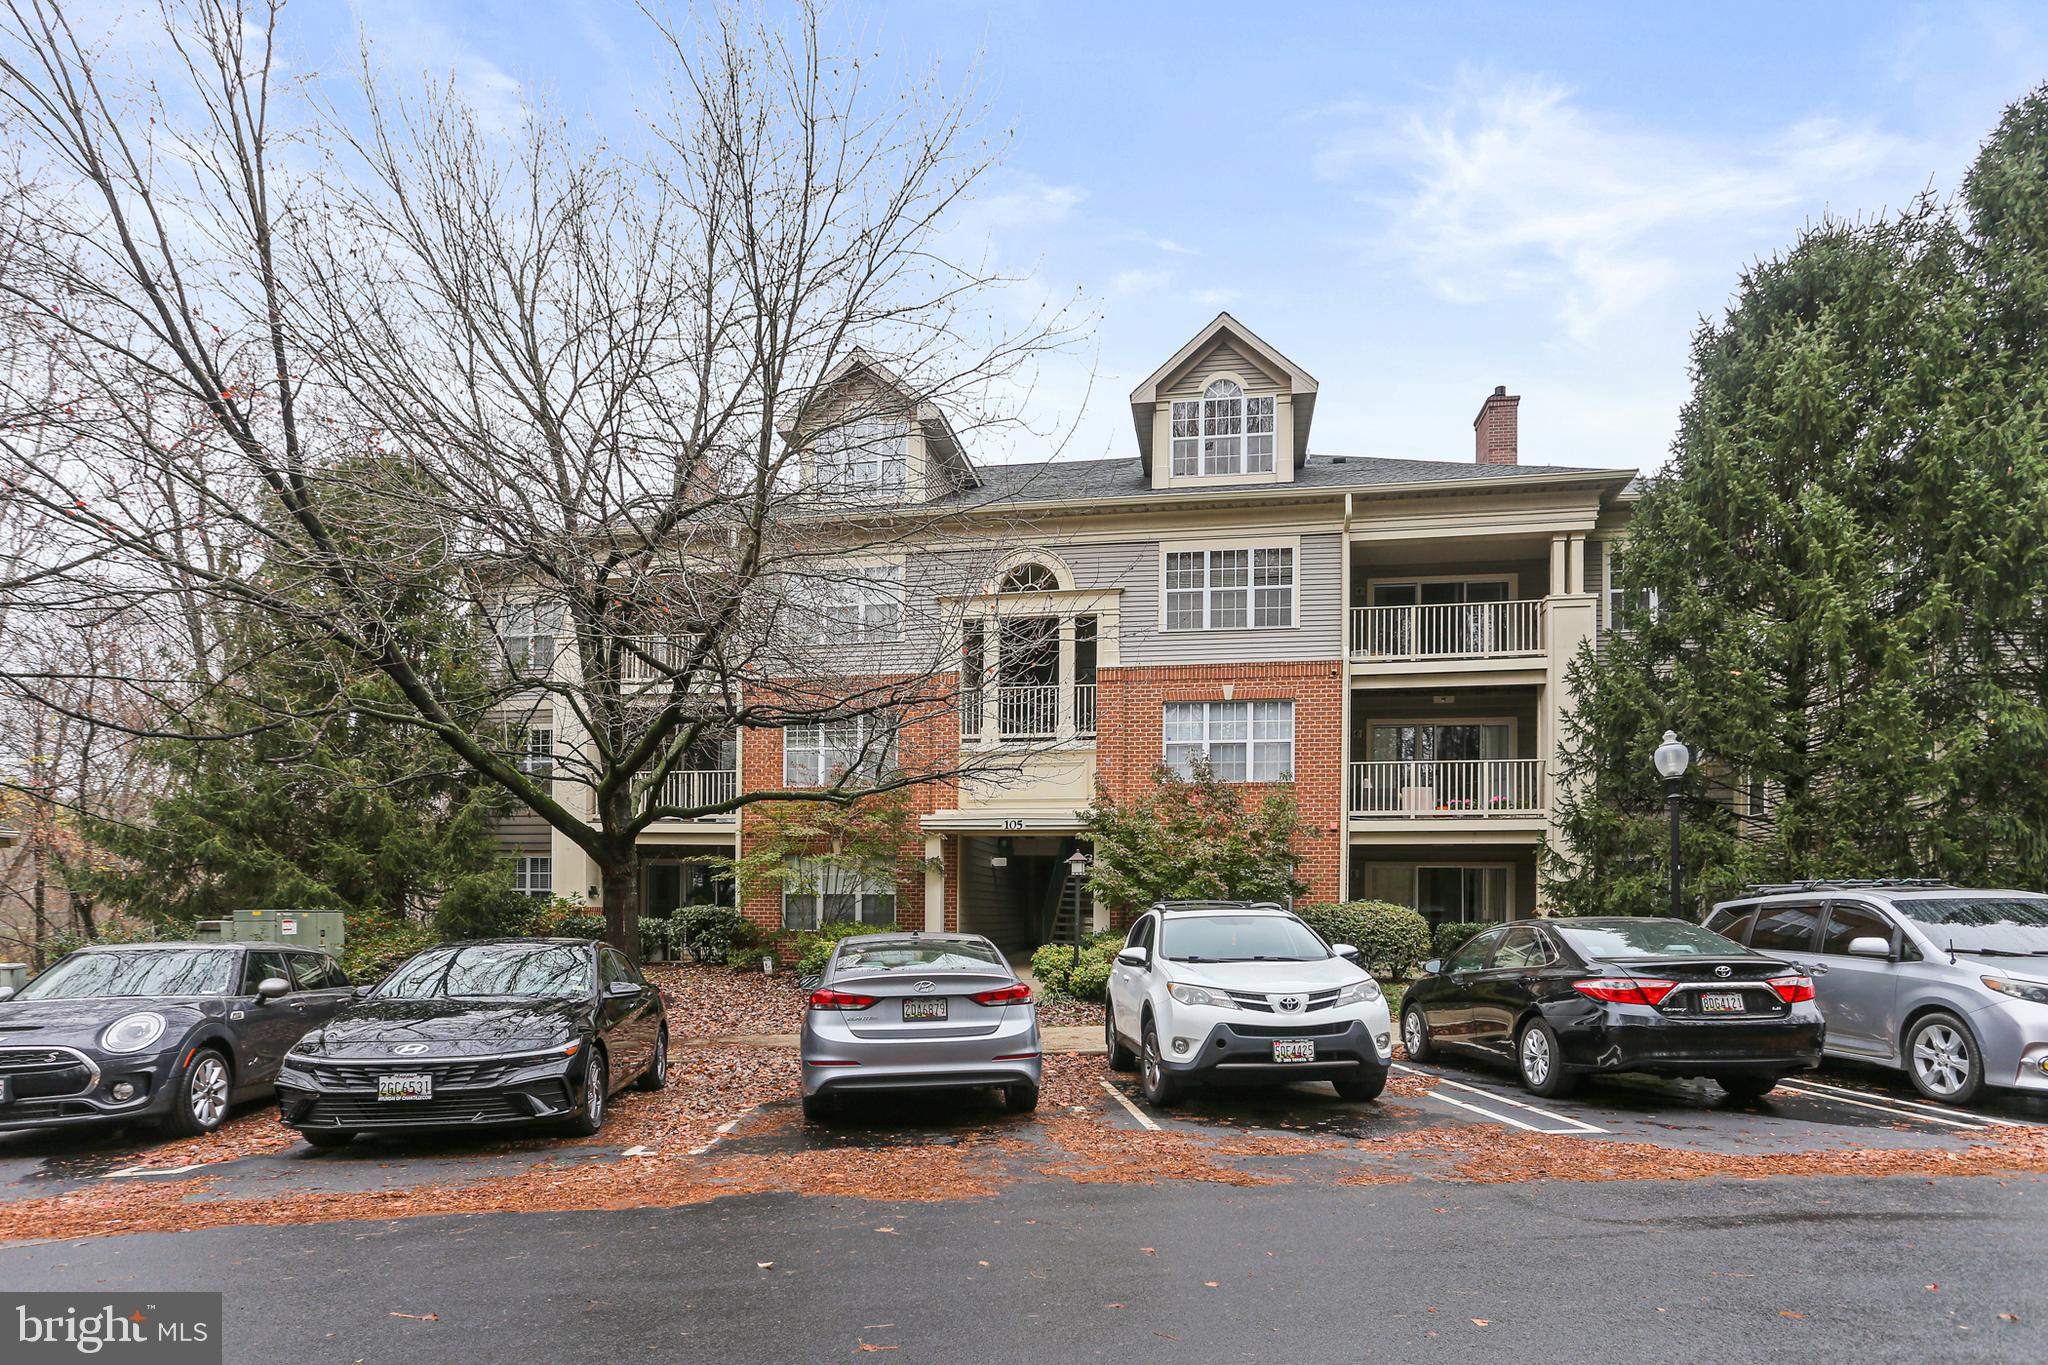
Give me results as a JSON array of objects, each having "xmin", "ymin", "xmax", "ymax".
[
  {"xmin": 99, "ymin": 1162, "xmax": 215, "ymax": 1179},
  {"xmin": 1099, "ymin": 1081, "xmax": 1163, "ymax": 1132},
  {"xmin": 1421, "ymin": 1090, "xmax": 1560, "ymax": 1134},
  {"xmin": 1790, "ymin": 1078, "xmax": 2035, "ymax": 1128},
  {"xmin": 686, "ymin": 1105, "xmax": 759, "ymax": 1155},
  {"xmin": 1393, "ymin": 1064, "xmax": 1608, "ymax": 1135},
  {"xmin": 1776, "ymin": 1085, "xmax": 2000, "ymax": 1131}
]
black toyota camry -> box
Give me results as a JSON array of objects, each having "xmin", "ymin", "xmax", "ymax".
[
  {"xmin": 0, "ymin": 941, "xmax": 353, "ymax": 1136},
  {"xmin": 275, "ymin": 938, "xmax": 666, "ymax": 1145},
  {"xmin": 1400, "ymin": 917, "xmax": 1824, "ymax": 1100}
]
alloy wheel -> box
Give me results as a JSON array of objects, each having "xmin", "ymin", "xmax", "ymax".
[
  {"xmin": 586, "ymin": 1060, "xmax": 606, "ymax": 1126},
  {"xmin": 1402, "ymin": 1010, "xmax": 1424, "ymax": 1056},
  {"xmin": 1142, "ymin": 1035, "xmax": 1161, "ymax": 1092},
  {"xmin": 188, "ymin": 1054, "xmax": 229, "ymax": 1129},
  {"xmin": 650, "ymin": 1030, "xmax": 667, "ymax": 1084},
  {"xmin": 1520, "ymin": 1027, "xmax": 1552, "ymax": 1088},
  {"xmin": 1912, "ymin": 1024, "xmax": 1970, "ymax": 1097}
]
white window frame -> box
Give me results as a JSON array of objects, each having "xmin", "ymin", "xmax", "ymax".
[
  {"xmin": 1244, "ymin": 393, "xmax": 1276, "ymax": 472},
  {"xmin": 782, "ymin": 716, "xmax": 897, "ymax": 786},
  {"xmin": 1605, "ymin": 546, "xmax": 1659, "ymax": 628},
  {"xmin": 513, "ymin": 855, "xmax": 553, "ymax": 897},
  {"xmin": 1201, "ymin": 378, "xmax": 1244, "ymax": 474},
  {"xmin": 1162, "ymin": 546, "xmax": 1294, "ymax": 630},
  {"xmin": 1170, "ymin": 399, "xmax": 1201, "ymax": 476},
  {"xmin": 516, "ymin": 727, "xmax": 554, "ymax": 777},
  {"xmin": 780, "ymin": 858, "xmax": 897, "ymax": 931},
  {"xmin": 1162, "ymin": 700, "xmax": 1294, "ymax": 782},
  {"xmin": 813, "ymin": 417, "xmax": 909, "ymax": 496},
  {"xmin": 817, "ymin": 563, "xmax": 905, "ymax": 644},
  {"xmin": 497, "ymin": 600, "xmax": 557, "ymax": 674}
]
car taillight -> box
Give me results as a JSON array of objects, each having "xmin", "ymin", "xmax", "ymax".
[
  {"xmin": 1767, "ymin": 974, "xmax": 1816, "ymax": 1004},
  {"xmin": 971, "ymin": 983, "xmax": 1033, "ymax": 1006},
  {"xmin": 1572, "ymin": 977, "xmax": 1679, "ymax": 1006},
  {"xmin": 808, "ymin": 988, "xmax": 877, "ymax": 1010}
]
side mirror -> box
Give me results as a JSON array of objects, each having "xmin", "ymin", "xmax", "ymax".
[
  {"xmin": 606, "ymin": 979, "xmax": 644, "ymax": 997},
  {"xmin": 0, "ymin": 986, "xmax": 15, "ymax": 1002},
  {"xmin": 1332, "ymin": 944, "xmax": 1360, "ymax": 961},
  {"xmin": 1846, "ymin": 936, "xmax": 1894, "ymax": 960},
  {"xmin": 1422, "ymin": 958, "xmax": 1443, "ymax": 977},
  {"xmin": 1115, "ymin": 947, "xmax": 1148, "ymax": 968},
  {"xmin": 256, "ymin": 976, "xmax": 290, "ymax": 1001},
  {"xmin": 352, "ymin": 984, "xmax": 375, "ymax": 998}
]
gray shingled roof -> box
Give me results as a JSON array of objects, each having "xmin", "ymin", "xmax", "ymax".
[{"xmin": 934, "ymin": 453, "xmax": 1629, "ymax": 508}]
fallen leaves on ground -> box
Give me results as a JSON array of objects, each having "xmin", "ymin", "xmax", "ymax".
[{"xmin": 650, "ymin": 964, "xmax": 808, "ymax": 1040}]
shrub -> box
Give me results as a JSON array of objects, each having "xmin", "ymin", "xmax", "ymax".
[
  {"xmin": 793, "ymin": 921, "xmax": 876, "ymax": 976},
  {"xmin": 341, "ymin": 918, "xmax": 438, "ymax": 984},
  {"xmin": 1297, "ymin": 901, "xmax": 1430, "ymax": 979},
  {"xmin": 726, "ymin": 941, "xmax": 769, "ymax": 971},
  {"xmin": 1030, "ymin": 939, "xmax": 1118, "ymax": 1002},
  {"xmin": 552, "ymin": 913, "xmax": 608, "ymax": 941},
  {"xmin": 1029, "ymin": 941, "xmax": 1079, "ymax": 995},
  {"xmin": 1065, "ymin": 947, "xmax": 1114, "ymax": 1002},
  {"xmin": 673, "ymin": 907, "xmax": 757, "ymax": 965},
  {"xmin": 434, "ymin": 871, "xmax": 547, "ymax": 941},
  {"xmin": 1432, "ymin": 920, "xmax": 1488, "ymax": 962}
]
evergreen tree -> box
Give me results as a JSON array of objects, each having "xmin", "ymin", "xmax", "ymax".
[{"xmin": 1547, "ymin": 84, "xmax": 2048, "ymax": 914}]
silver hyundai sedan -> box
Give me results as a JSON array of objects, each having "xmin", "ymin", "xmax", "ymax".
[{"xmin": 798, "ymin": 932, "xmax": 1041, "ymax": 1122}]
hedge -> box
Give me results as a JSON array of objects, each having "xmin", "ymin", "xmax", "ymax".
[
  {"xmin": 1030, "ymin": 931, "xmax": 1123, "ymax": 1001},
  {"xmin": 1432, "ymin": 919, "xmax": 1489, "ymax": 962},
  {"xmin": 1295, "ymin": 900, "xmax": 1431, "ymax": 978},
  {"xmin": 793, "ymin": 921, "xmax": 876, "ymax": 976}
]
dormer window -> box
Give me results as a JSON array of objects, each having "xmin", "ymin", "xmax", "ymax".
[
  {"xmin": 1169, "ymin": 380, "xmax": 1276, "ymax": 477},
  {"xmin": 814, "ymin": 417, "xmax": 908, "ymax": 495}
]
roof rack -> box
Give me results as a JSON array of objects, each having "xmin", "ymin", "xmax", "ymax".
[
  {"xmin": 1744, "ymin": 878, "xmax": 1956, "ymax": 895},
  {"xmin": 1152, "ymin": 899, "xmax": 1286, "ymax": 913}
]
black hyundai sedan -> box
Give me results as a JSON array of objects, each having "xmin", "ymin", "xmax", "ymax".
[
  {"xmin": 0, "ymin": 941, "xmax": 353, "ymax": 1136},
  {"xmin": 276, "ymin": 938, "xmax": 666, "ymax": 1145},
  {"xmin": 1400, "ymin": 918, "xmax": 1824, "ymax": 1100}
]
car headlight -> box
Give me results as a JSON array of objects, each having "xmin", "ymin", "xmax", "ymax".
[
  {"xmin": 1983, "ymin": 976, "xmax": 2048, "ymax": 1006},
  {"xmin": 99, "ymin": 1011, "xmax": 166, "ymax": 1055},
  {"xmin": 1167, "ymin": 982, "xmax": 1234, "ymax": 1009},
  {"xmin": 284, "ymin": 1034, "xmax": 325, "ymax": 1059},
  {"xmin": 1336, "ymin": 979, "xmax": 1384, "ymax": 1006}
]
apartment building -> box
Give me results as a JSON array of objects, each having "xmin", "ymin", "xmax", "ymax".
[{"xmin": 497, "ymin": 314, "xmax": 1638, "ymax": 956}]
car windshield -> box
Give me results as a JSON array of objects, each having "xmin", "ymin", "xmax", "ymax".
[
  {"xmin": 376, "ymin": 944, "xmax": 592, "ymax": 999},
  {"xmin": 15, "ymin": 947, "xmax": 239, "ymax": 1000},
  {"xmin": 1892, "ymin": 897, "xmax": 2048, "ymax": 956},
  {"xmin": 1159, "ymin": 915, "xmax": 1329, "ymax": 963},
  {"xmin": 834, "ymin": 940, "xmax": 1007, "ymax": 977},
  {"xmin": 1555, "ymin": 920, "xmax": 1743, "ymax": 959}
]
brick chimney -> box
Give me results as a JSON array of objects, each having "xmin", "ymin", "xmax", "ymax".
[{"xmin": 1473, "ymin": 385, "xmax": 1520, "ymax": 465}]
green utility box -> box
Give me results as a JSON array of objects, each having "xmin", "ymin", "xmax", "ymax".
[{"xmin": 233, "ymin": 907, "xmax": 346, "ymax": 951}]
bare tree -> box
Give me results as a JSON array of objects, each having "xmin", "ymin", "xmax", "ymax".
[{"xmin": 0, "ymin": 0, "xmax": 1081, "ymax": 958}]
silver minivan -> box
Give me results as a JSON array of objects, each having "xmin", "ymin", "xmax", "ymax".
[{"xmin": 1705, "ymin": 881, "xmax": 2048, "ymax": 1104}]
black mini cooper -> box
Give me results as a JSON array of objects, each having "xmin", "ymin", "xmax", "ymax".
[
  {"xmin": 0, "ymin": 941, "xmax": 353, "ymax": 1135},
  {"xmin": 1401, "ymin": 917, "xmax": 1825, "ymax": 1100},
  {"xmin": 276, "ymin": 938, "xmax": 667, "ymax": 1145}
]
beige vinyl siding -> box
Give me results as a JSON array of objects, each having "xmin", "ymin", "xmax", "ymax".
[
  {"xmin": 1586, "ymin": 538, "xmax": 1610, "ymax": 661},
  {"xmin": 1160, "ymin": 338, "xmax": 1285, "ymax": 398},
  {"xmin": 1348, "ymin": 555, "xmax": 1551, "ymax": 602}
]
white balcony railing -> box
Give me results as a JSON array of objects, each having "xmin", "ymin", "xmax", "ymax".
[
  {"xmin": 1350, "ymin": 601, "xmax": 1542, "ymax": 661},
  {"xmin": 620, "ymin": 635, "xmax": 694, "ymax": 683},
  {"xmin": 960, "ymin": 683, "xmax": 1093, "ymax": 743},
  {"xmin": 644, "ymin": 768, "xmax": 738, "ymax": 820},
  {"xmin": 1349, "ymin": 759, "xmax": 1544, "ymax": 816}
]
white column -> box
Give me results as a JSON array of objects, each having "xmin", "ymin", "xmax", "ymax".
[
  {"xmin": 1566, "ymin": 534, "xmax": 1586, "ymax": 595},
  {"xmin": 923, "ymin": 833, "xmax": 946, "ymax": 932}
]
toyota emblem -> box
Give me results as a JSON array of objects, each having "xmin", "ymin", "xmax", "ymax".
[
  {"xmin": 1714, "ymin": 965, "xmax": 1732, "ymax": 979},
  {"xmin": 393, "ymin": 1042, "xmax": 430, "ymax": 1056},
  {"xmin": 1276, "ymin": 996, "xmax": 1303, "ymax": 1013},
  {"xmin": 913, "ymin": 980, "xmax": 937, "ymax": 993}
]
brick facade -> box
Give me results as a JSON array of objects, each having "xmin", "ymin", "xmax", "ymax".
[{"xmin": 1094, "ymin": 659, "xmax": 1347, "ymax": 908}]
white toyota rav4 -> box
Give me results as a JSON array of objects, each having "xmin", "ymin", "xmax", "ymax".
[{"xmin": 1104, "ymin": 901, "xmax": 1394, "ymax": 1106}]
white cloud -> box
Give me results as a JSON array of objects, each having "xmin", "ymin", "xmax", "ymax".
[
  {"xmin": 1321, "ymin": 69, "xmax": 1926, "ymax": 339},
  {"xmin": 354, "ymin": 1, "xmax": 529, "ymax": 135},
  {"xmin": 1108, "ymin": 267, "xmax": 1171, "ymax": 296}
]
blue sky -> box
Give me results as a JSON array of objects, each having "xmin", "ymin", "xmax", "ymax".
[{"xmin": 307, "ymin": 1, "xmax": 2048, "ymax": 473}]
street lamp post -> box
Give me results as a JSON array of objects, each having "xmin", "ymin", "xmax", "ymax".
[
  {"xmin": 1065, "ymin": 850, "xmax": 1092, "ymax": 970},
  {"xmin": 1653, "ymin": 730, "xmax": 1691, "ymax": 919}
]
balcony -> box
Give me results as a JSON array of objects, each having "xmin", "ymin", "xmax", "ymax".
[
  {"xmin": 1350, "ymin": 601, "xmax": 1543, "ymax": 663},
  {"xmin": 620, "ymin": 635, "xmax": 694, "ymax": 684},
  {"xmin": 642, "ymin": 768, "xmax": 738, "ymax": 821},
  {"xmin": 962, "ymin": 683, "xmax": 1096, "ymax": 745},
  {"xmin": 1348, "ymin": 759, "xmax": 1544, "ymax": 817}
]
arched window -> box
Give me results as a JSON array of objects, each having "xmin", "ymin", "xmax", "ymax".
[
  {"xmin": 1169, "ymin": 378, "xmax": 1275, "ymax": 477},
  {"xmin": 998, "ymin": 562, "xmax": 1060, "ymax": 593}
]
